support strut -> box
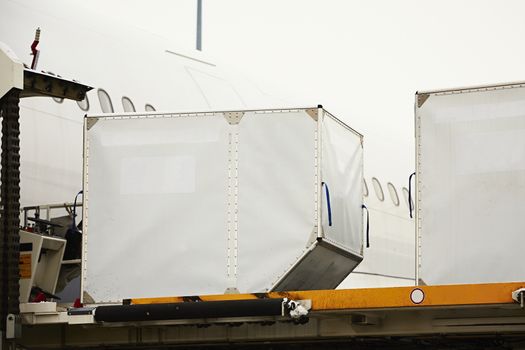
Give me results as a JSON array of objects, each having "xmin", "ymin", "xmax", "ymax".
[{"xmin": 0, "ymin": 88, "xmax": 21, "ymax": 346}]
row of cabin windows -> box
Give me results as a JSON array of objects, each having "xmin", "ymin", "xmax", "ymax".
[
  {"xmin": 55, "ymin": 89, "xmax": 412, "ymax": 210},
  {"xmin": 53, "ymin": 88, "xmax": 156, "ymax": 113},
  {"xmin": 363, "ymin": 177, "xmax": 413, "ymax": 209},
  {"xmin": 96, "ymin": 88, "xmax": 156, "ymax": 113}
]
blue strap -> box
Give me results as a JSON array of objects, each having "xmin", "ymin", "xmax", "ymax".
[
  {"xmin": 362, "ymin": 204, "xmax": 370, "ymax": 248},
  {"xmin": 408, "ymin": 172, "xmax": 416, "ymax": 218},
  {"xmin": 321, "ymin": 182, "xmax": 332, "ymax": 226},
  {"xmin": 72, "ymin": 190, "xmax": 83, "ymax": 229}
]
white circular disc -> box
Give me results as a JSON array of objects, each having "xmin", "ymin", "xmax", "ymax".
[{"xmin": 410, "ymin": 288, "xmax": 425, "ymax": 304}]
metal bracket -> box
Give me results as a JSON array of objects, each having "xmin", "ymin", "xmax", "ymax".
[
  {"xmin": 224, "ymin": 287, "xmax": 240, "ymax": 294},
  {"xmin": 282, "ymin": 298, "xmax": 310, "ymax": 322},
  {"xmin": 512, "ymin": 288, "xmax": 525, "ymax": 308},
  {"xmin": 305, "ymin": 108, "xmax": 318, "ymax": 121},
  {"xmin": 86, "ymin": 117, "xmax": 99, "ymax": 130},
  {"xmin": 417, "ymin": 93, "xmax": 430, "ymax": 108},
  {"xmin": 5, "ymin": 314, "xmax": 20, "ymax": 339},
  {"xmin": 224, "ymin": 112, "xmax": 244, "ymax": 125}
]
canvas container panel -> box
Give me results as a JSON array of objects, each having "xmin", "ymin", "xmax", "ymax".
[
  {"xmin": 416, "ymin": 83, "xmax": 525, "ymax": 286},
  {"xmin": 82, "ymin": 107, "xmax": 363, "ymax": 303}
]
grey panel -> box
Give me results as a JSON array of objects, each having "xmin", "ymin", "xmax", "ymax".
[{"xmin": 273, "ymin": 239, "xmax": 362, "ymax": 291}]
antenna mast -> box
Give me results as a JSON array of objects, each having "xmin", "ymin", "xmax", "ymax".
[{"xmin": 196, "ymin": 0, "xmax": 202, "ymax": 51}]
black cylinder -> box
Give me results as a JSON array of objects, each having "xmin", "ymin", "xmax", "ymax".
[{"xmin": 94, "ymin": 298, "xmax": 284, "ymax": 323}]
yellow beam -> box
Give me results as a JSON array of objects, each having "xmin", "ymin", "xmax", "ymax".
[{"xmin": 129, "ymin": 282, "xmax": 524, "ymax": 310}]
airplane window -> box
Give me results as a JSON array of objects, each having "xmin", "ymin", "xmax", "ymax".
[
  {"xmin": 122, "ymin": 96, "xmax": 136, "ymax": 112},
  {"xmin": 77, "ymin": 95, "xmax": 89, "ymax": 112},
  {"xmin": 402, "ymin": 187, "xmax": 412, "ymax": 208},
  {"xmin": 145, "ymin": 104, "xmax": 156, "ymax": 112},
  {"xmin": 387, "ymin": 182, "xmax": 400, "ymax": 206},
  {"xmin": 97, "ymin": 89, "xmax": 114, "ymax": 113},
  {"xmin": 371, "ymin": 177, "xmax": 384, "ymax": 201},
  {"xmin": 363, "ymin": 179, "xmax": 369, "ymax": 197}
]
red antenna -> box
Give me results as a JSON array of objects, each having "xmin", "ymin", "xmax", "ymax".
[{"xmin": 30, "ymin": 27, "xmax": 40, "ymax": 69}]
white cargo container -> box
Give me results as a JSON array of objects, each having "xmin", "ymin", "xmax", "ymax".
[
  {"xmin": 415, "ymin": 82, "xmax": 525, "ymax": 286},
  {"xmin": 82, "ymin": 107, "xmax": 363, "ymax": 303}
]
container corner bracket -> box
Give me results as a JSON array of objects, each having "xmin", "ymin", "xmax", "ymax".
[
  {"xmin": 305, "ymin": 109, "xmax": 318, "ymax": 121},
  {"xmin": 86, "ymin": 117, "xmax": 99, "ymax": 130},
  {"xmin": 224, "ymin": 112, "xmax": 244, "ymax": 125},
  {"xmin": 417, "ymin": 94, "xmax": 430, "ymax": 108}
]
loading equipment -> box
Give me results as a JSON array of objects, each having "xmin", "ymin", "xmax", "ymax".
[{"xmin": 0, "ymin": 41, "xmax": 91, "ymax": 349}]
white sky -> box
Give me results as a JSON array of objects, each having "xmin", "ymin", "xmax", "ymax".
[{"xmin": 59, "ymin": 0, "xmax": 525, "ymax": 185}]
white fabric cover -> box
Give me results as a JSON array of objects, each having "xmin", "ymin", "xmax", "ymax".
[
  {"xmin": 321, "ymin": 114, "xmax": 363, "ymax": 256},
  {"xmin": 236, "ymin": 111, "xmax": 316, "ymax": 292},
  {"xmin": 417, "ymin": 86, "xmax": 525, "ymax": 285},
  {"xmin": 84, "ymin": 116, "xmax": 230, "ymax": 302},
  {"xmin": 83, "ymin": 109, "xmax": 363, "ymax": 303}
]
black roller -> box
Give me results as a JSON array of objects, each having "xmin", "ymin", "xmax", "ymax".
[{"xmin": 94, "ymin": 298, "xmax": 285, "ymax": 323}]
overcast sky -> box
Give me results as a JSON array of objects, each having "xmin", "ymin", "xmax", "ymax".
[{"xmin": 66, "ymin": 0, "xmax": 525, "ymax": 185}]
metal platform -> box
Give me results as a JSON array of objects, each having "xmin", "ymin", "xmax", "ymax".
[{"xmin": 15, "ymin": 282, "xmax": 525, "ymax": 349}]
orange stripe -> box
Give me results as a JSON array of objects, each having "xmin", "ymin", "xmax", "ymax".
[{"xmin": 130, "ymin": 282, "xmax": 525, "ymax": 310}]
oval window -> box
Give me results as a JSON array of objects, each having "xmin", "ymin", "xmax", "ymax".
[
  {"xmin": 122, "ymin": 96, "xmax": 136, "ymax": 112},
  {"xmin": 145, "ymin": 104, "xmax": 156, "ymax": 112},
  {"xmin": 387, "ymin": 182, "xmax": 400, "ymax": 206},
  {"xmin": 97, "ymin": 89, "xmax": 114, "ymax": 113},
  {"xmin": 77, "ymin": 95, "xmax": 89, "ymax": 112},
  {"xmin": 371, "ymin": 177, "xmax": 384, "ymax": 201}
]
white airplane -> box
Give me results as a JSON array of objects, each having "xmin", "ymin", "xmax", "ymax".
[{"xmin": 0, "ymin": 0, "xmax": 414, "ymax": 292}]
